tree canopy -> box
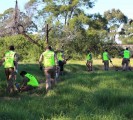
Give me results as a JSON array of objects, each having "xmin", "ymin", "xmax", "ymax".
[{"xmin": 0, "ymin": 0, "xmax": 132, "ymax": 60}]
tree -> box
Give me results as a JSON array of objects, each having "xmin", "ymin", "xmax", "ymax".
[
  {"xmin": 40, "ymin": 0, "xmax": 94, "ymax": 25},
  {"xmin": 104, "ymin": 9, "xmax": 127, "ymax": 27},
  {"xmin": 0, "ymin": 8, "xmax": 38, "ymax": 36},
  {"xmin": 0, "ymin": 0, "xmax": 41, "ymax": 47},
  {"xmin": 88, "ymin": 13, "xmax": 108, "ymax": 30},
  {"xmin": 119, "ymin": 19, "xmax": 133, "ymax": 44},
  {"xmin": 104, "ymin": 9, "xmax": 128, "ymax": 43}
]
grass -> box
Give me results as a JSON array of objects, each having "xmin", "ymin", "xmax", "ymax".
[{"xmin": 0, "ymin": 58, "xmax": 133, "ymax": 120}]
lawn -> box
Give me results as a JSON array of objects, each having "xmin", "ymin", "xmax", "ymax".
[{"xmin": 0, "ymin": 59, "xmax": 133, "ymax": 120}]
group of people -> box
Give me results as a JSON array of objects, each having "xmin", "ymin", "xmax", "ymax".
[
  {"xmin": 0, "ymin": 45, "xmax": 39, "ymax": 93},
  {"xmin": 0, "ymin": 45, "xmax": 66, "ymax": 94},
  {"xmin": 0, "ymin": 45, "xmax": 131, "ymax": 94},
  {"xmin": 86, "ymin": 47, "xmax": 131, "ymax": 71}
]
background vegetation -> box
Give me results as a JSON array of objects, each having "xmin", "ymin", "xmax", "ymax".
[
  {"xmin": 0, "ymin": 0, "xmax": 133, "ymax": 62},
  {"xmin": 0, "ymin": 1, "xmax": 133, "ymax": 119}
]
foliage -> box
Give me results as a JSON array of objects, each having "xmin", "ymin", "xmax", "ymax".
[
  {"xmin": 104, "ymin": 9, "xmax": 128, "ymax": 44},
  {"xmin": 104, "ymin": 9, "xmax": 128, "ymax": 27},
  {"xmin": 24, "ymin": 0, "xmax": 95, "ymax": 45},
  {"xmin": 0, "ymin": 35, "xmax": 43, "ymax": 62},
  {"xmin": 0, "ymin": 1, "xmax": 132, "ymax": 61},
  {"xmin": 0, "ymin": 5, "xmax": 38, "ymax": 37},
  {"xmin": 119, "ymin": 20, "xmax": 133, "ymax": 44},
  {"xmin": 40, "ymin": 0, "xmax": 95, "ymax": 25},
  {"xmin": 88, "ymin": 14, "xmax": 108, "ymax": 30}
]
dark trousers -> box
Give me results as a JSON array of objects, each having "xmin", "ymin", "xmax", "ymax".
[
  {"xmin": 103, "ymin": 60, "xmax": 109, "ymax": 71},
  {"xmin": 58, "ymin": 60, "xmax": 64, "ymax": 72},
  {"xmin": 122, "ymin": 58, "xmax": 130, "ymax": 70}
]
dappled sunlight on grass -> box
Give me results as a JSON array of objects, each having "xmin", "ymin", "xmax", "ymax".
[
  {"xmin": 0, "ymin": 59, "xmax": 133, "ymax": 119},
  {"xmin": 71, "ymin": 84, "xmax": 90, "ymax": 93}
]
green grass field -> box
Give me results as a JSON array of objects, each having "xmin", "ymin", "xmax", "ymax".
[{"xmin": 0, "ymin": 59, "xmax": 133, "ymax": 120}]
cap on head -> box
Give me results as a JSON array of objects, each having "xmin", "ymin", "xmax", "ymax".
[{"xmin": 9, "ymin": 45, "xmax": 15, "ymax": 50}]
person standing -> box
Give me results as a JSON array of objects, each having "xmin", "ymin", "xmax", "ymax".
[
  {"xmin": 86, "ymin": 50, "xmax": 93, "ymax": 71},
  {"xmin": 102, "ymin": 49, "xmax": 112, "ymax": 71},
  {"xmin": 57, "ymin": 50, "xmax": 65, "ymax": 75},
  {"xmin": 1, "ymin": 45, "xmax": 18, "ymax": 93},
  {"xmin": 39, "ymin": 45, "xmax": 57, "ymax": 93},
  {"xmin": 122, "ymin": 47, "xmax": 131, "ymax": 71}
]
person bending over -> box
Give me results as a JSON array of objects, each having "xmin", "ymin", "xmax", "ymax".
[{"xmin": 19, "ymin": 71, "xmax": 39, "ymax": 92}]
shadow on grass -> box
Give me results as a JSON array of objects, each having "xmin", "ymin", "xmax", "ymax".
[{"xmin": 0, "ymin": 63, "xmax": 133, "ymax": 119}]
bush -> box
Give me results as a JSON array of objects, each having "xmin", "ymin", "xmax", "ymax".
[{"xmin": 0, "ymin": 35, "xmax": 43, "ymax": 62}]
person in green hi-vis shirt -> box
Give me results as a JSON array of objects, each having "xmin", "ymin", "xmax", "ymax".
[
  {"xmin": 86, "ymin": 50, "xmax": 93, "ymax": 71},
  {"xmin": 121, "ymin": 47, "xmax": 131, "ymax": 71},
  {"xmin": 0, "ymin": 45, "xmax": 18, "ymax": 93},
  {"xmin": 102, "ymin": 49, "xmax": 112, "ymax": 71},
  {"xmin": 39, "ymin": 45, "xmax": 57, "ymax": 93},
  {"xmin": 57, "ymin": 49, "xmax": 65, "ymax": 75},
  {"xmin": 19, "ymin": 71, "xmax": 39, "ymax": 92}
]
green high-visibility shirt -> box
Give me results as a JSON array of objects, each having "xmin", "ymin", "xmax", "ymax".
[
  {"xmin": 103, "ymin": 52, "xmax": 109, "ymax": 61},
  {"xmin": 4, "ymin": 51, "xmax": 16, "ymax": 68},
  {"xmin": 42, "ymin": 50, "xmax": 55, "ymax": 67},
  {"xmin": 86, "ymin": 53, "xmax": 92, "ymax": 61},
  {"xmin": 124, "ymin": 50, "xmax": 130, "ymax": 58},
  {"xmin": 57, "ymin": 52, "xmax": 63, "ymax": 61},
  {"xmin": 25, "ymin": 73, "xmax": 39, "ymax": 87}
]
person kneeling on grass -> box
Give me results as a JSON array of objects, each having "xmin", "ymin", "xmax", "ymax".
[{"xmin": 19, "ymin": 71, "xmax": 39, "ymax": 92}]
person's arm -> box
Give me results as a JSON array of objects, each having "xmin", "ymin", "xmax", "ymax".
[
  {"xmin": 20, "ymin": 77, "xmax": 30, "ymax": 92},
  {"xmin": 21, "ymin": 77, "xmax": 29, "ymax": 87},
  {"xmin": 119, "ymin": 51, "xmax": 124, "ymax": 57},
  {"xmin": 14, "ymin": 53, "xmax": 19, "ymax": 71},
  {"xmin": 39, "ymin": 54, "xmax": 43, "ymax": 70},
  {"xmin": 102, "ymin": 53, "xmax": 104, "ymax": 62},
  {"xmin": 129, "ymin": 51, "xmax": 131, "ymax": 59},
  {"xmin": 90, "ymin": 53, "xmax": 92, "ymax": 60},
  {"xmin": 62, "ymin": 52, "xmax": 65, "ymax": 60},
  {"xmin": 54, "ymin": 53, "xmax": 58, "ymax": 66},
  {"xmin": 108, "ymin": 54, "xmax": 112, "ymax": 62}
]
